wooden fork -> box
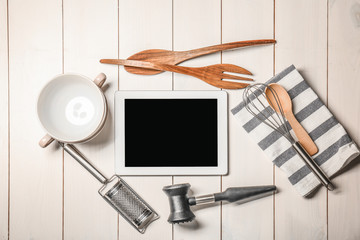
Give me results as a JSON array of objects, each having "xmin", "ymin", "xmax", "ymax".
[{"xmin": 100, "ymin": 59, "xmax": 253, "ymax": 89}]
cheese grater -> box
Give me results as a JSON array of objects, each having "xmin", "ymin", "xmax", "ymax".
[
  {"xmin": 60, "ymin": 142, "xmax": 159, "ymax": 233},
  {"xmin": 99, "ymin": 176, "xmax": 157, "ymax": 232}
]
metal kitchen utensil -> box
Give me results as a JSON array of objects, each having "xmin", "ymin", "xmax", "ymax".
[
  {"xmin": 123, "ymin": 39, "xmax": 276, "ymax": 75},
  {"xmin": 100, "ymin": 59, "xmax": 253, "ymax": 89},
  {"xmin": 242, "ymin": 83, "xmax": 335, "ymax": 191},
  {"xmin": 60, "ymin": 143, "xmax": 159, "ymax": 233},
  {"xmin": 163, "ymin": 183, "xmax": 276, "ymax": 224}
]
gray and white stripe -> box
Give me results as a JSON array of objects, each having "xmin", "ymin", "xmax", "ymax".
[{"xmin": 231, "ymin": 65, "xmax": 359, "ymax": 196}]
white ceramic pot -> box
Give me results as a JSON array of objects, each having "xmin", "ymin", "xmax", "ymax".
[{"xmin": 37, "ymin": 73, "xmax": 107, "ymax": 147}]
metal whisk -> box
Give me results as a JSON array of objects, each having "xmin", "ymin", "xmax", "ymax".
[{"xmin": 243, "ymin": 83, "xmax": 334, "ymax": 191}]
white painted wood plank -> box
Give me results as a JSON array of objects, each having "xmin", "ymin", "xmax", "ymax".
[
  {"xmin": 63, "ymin": 0, "xmax": 118, "ymax": 239},
  {"xmin": 275, "ymin": 1, "xmax": 328, "ymax": 239},
  {"xmin": 173, "ymin": 0, "xmax": 220, "ymax": 91},
  {"xmin": 173, "ymin": 0, "xmax": 221, "ymax": 239},
  {"xmin": 275, "ymin": 0, "xmax": 328, "ymax": 102},
  {"xmin": 221, "ymin": 0, "xmax": 274, "ymax": 239},
  {"xmin": 119, "ymin": 0, "xmax": 173, "ymax": 91},
  {"xmin": 328, "ymin": 0, "xmax": 360, "ymax": 239},
  {"xmin": 0, "ymin": 0, "xmax": 8, "ymax": 239},
  {"xmin": 118, "ymin": 0, "xmax": 173, "ymax": 239},
  {"xmin": 8, "ymin": 0, "xmax": 63, "ymax": 239}
]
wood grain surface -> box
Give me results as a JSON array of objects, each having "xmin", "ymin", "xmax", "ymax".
[
  {"xmin": 8, "ymin": 0, "xmax": 63, "ymax": 239},
  {"xmin": 0, "ymin": 0, "xmax": 8, "ymax": 238},
  {"xmin": 1, "ymin": 0, "xmax": 359, "ymax": 239},
  {"xmin": 328, "ymin": 0, "xmax": 360, "ymax": 239}
]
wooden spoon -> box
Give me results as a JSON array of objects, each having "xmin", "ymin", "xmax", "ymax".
[
  {"xmin": 265, "ymin": 83, "xmax": 318, "ymax": 156},
  {"xmin": 125, "ymin": 39, "xmax": 276, "ymax": 75}
]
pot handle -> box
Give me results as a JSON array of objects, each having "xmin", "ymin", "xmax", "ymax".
[
  {"xmin": 39, "ymin": 133, "xmax": 54, "ymax": 148},
  {"xmin": 94, "ymin": 73, "xmax": 106, "ymax": 88}
]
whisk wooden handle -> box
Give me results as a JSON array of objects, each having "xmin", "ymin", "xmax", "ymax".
[{"xmin": 285, "ymin": 113, "xmax": 318, "ymax": 156}]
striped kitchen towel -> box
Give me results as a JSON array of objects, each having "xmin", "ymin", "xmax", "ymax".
[{"xmin": 231, "ymin": 65, "xmax": 359, "ymax": 196}]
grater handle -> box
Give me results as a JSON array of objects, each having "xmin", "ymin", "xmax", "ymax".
[{"xmin": 60, "ymin": 143, "xmax": 108, "ymax": 184}]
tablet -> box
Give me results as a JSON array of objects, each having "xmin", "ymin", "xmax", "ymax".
[{"xmin": 114, "ymin": 90, "xmax": 228, "ymax": 175}]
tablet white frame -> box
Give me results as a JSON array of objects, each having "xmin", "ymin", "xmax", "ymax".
[{"xmin": 114, "ymin": 90, "xmax": 228, "ymax": 175}]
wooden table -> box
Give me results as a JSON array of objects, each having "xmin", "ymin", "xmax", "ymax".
[{"xmin": 1, "ymin": 0, "xmax": 359, "ymax": 239}]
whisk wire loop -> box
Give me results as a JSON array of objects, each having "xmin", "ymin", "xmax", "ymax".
[{"xmin": 242, "ymin": 83, "xmax": 294, "ymax": 143}]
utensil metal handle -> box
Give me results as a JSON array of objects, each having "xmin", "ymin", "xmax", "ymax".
[
  {"xmin": 60, "ymin": 143, "xmax": 108, "ymax": 184},
  {"xmin": 292, "ymin": 142, "xmax": 334, "ymax": 191},
  {"xmin": 189, "ymin": 194, "xmax": 215, "ymax": 206}
]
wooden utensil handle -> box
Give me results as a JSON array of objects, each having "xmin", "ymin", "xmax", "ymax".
[
  {"xmin": 150, "ymin": 63, "xmax": 201, "ymax": 78},
  {"xmin": 180, "ymin": 39, "xmax": 276, "ymax": 60},
  {"xmin": 105, "ymin": 59, "xmax": 201, "ymax": 78},
  {"xmin": 286, "ymin": 113, "xmax": 318, "ymax": 156}
]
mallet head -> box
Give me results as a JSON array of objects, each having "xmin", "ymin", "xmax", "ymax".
[{"xmin": 162, "ymin": 183, "xmax": 195, "ymax": 224}]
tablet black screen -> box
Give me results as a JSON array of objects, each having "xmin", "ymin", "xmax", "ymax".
[{"xmin": 124, "ymin": 99, "xmax": 218, "ymax": 167}]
